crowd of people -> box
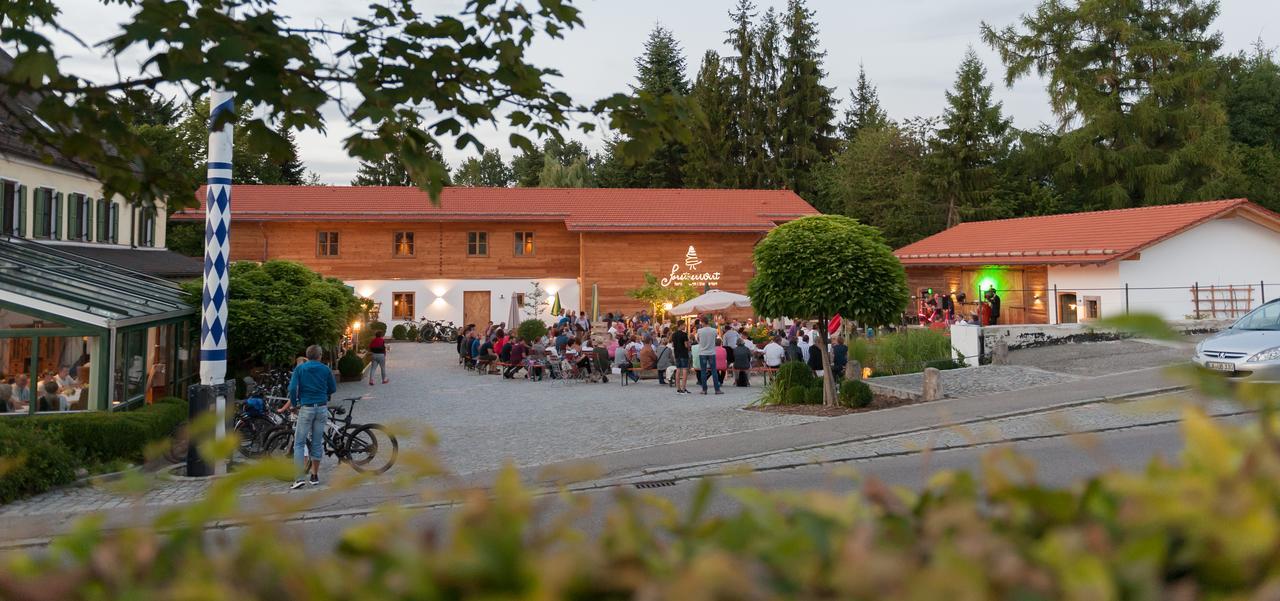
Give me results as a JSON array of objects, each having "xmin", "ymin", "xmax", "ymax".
[
  {"xmin": 918, "ymin": 289, "xmax": 1001, "ymax": 327},
  {"xmin": 454, "ymin": 310, "xmax": 853, "ymax": 392},
  {"xmin": 1, "ymin": 358, "xmax": 91, "ymax": 414}
]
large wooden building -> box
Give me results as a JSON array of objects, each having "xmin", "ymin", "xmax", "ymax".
[{"xmin": 174, "ymin": 186, "xmax": 817, "ymax": 327}]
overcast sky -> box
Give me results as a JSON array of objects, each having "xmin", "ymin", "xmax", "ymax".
[{"xmin": 38, "ymin": 0, "xmax": 1280, "ymax": 184}]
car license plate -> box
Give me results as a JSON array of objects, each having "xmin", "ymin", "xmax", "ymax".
[{"xmin": 1206, "ymin": 361, "xmax": 1235, "ymax": 372}]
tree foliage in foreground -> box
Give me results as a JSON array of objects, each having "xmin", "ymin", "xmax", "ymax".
[
  {"xmin": 0, "ymin": 0, "xmax": 690, "ymax": 204},
  {"xmin": 5, "ymin": 368, "xmax": 1280, "ymax": 598},
  {"xmin": 748, "ymin": 215, "xmax": 908, "ymax": 405}
]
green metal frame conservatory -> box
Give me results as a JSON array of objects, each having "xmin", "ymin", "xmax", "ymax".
[{"xmin": 0, "ymin": 238, "xmax": 197, "ymax": 414}]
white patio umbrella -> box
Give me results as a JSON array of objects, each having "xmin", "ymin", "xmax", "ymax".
[
  {"xmin": 507, "ymin": 294, "xmax": 521, "ymax": 329},
  {"xmin": 669, "ymin": 289, "xmax": 753, "ymax": 316}
]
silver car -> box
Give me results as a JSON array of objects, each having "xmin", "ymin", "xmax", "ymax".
[{"xmin": 1194, "ymin": 299, "xmax": 1280, "ymax": 382}]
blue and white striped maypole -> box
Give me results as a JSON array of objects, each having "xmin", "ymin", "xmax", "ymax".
[{"xmin": 200, "ymin": 88, "xmax": 233, "ymax": 470}]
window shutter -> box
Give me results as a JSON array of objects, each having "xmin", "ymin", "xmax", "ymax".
[
  {"xmin": 33, "ymin": 189, "xmax": 45, "ymax": 237},
  {"xmin": 68, "ymin": 196, "xmax": 79, "ymax": 240},
  {"xmin": 149, "ymin": 211, "xmax": 157, "ymax": 247},
  {"xmin": 96, "ymin": 199, "xmax": 106, "ymax": 241},
  {"xmin": 53, "ymin": 192, "xmax": 63, "ymax": 239},
  {"xmin": 16, "ymin": 185, "xmax": 26, "ymax": 237},
  {"xmin": 110, "ymin": 203, "xmax": 119, "ymax": 243}
]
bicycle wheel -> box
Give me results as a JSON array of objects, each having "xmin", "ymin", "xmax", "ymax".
[
  {"xmin": 234, "ymin": 415, "xmax": 274, "ymax": 458},
  {"xmin": 262, "ymin": 427, "xmax": 294, "ymax": 459},
  {"xmin": 343, "ymin": 424, "xmax": 398, "ymax": 474}
]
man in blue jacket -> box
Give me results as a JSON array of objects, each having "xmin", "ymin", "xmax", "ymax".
[{"xmin": 288, "ymin": 345, "xmax": 337, "ymax": 489}]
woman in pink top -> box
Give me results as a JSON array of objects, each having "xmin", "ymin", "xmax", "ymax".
[
  {"xmin": 714, "ymin": 338, "xmax": 728, "ymax": 380},
  {"xmin": 606, "ymin": 334, "xmax": 620, "ymax": 359}
]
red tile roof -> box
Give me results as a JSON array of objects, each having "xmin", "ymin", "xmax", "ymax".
[
  {"xmin": 174, "ymin": 185, "xmax": 818, "ymax": 233},
  {"xmin": 894, "ymin": 199, "xmax": 1280, "ymax": 266}
]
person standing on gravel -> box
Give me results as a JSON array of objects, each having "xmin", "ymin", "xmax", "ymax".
[
  {"xmin": 696, "ymin": 317, "xmax": 722, "ymax": 395},
  {"xmin": 288, "ymin": 344, "xmax": 336, "ymax": 490},
  {"xmin": 367, "ymin": 329, "xmax": 388, "ymax": 385},
  {"xmin": 671, "ymin": 322, "xmax": 691, "ymax": 394}
]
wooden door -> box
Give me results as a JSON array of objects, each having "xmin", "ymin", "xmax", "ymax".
[{"xmin": 462, "ymin": 291, "xmax": 491, "ymax": 328}]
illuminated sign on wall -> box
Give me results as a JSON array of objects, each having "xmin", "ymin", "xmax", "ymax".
[{"xmin": 661, "ymin": 245, "xmax": 722, "ymax": 287}]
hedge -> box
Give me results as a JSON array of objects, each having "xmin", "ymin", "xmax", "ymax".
[
  {"xmin": 0, "ymin": 422, "xmax": 77, "ymax": 504},
  {"xmin": 3, "ymin": 397, "xmax": 188, "ymax": 465}
]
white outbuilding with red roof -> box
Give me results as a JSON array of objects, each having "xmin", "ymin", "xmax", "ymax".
[{"xmin": 895, "ymin": 199, "xmax": 1280, "ymax": 324}]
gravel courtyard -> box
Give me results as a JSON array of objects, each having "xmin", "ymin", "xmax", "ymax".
[{"xmin": 346, "ymin": 343, "xmax": 819, "ymax": 475}]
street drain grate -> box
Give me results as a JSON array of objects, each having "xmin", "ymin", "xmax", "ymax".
[{"xmin": 634, "ymin": 479, "xmax": 678, "ymax": 489}]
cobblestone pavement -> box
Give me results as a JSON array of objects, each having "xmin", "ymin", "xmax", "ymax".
[
  {"xmin": 349, "ymin": 342, "xmax": 815, "ymax": 474},
  {"xmin": 1, "ymin": 343, "xmax": 814, "ymax": 517},
  {"xmin": 635, "ymin": 393, "xmax": 1241, "ymax": 481},
  {"xmin": 869, "ymin": 365, "xmax": 1083, "ymax": 399},
  {"xmin": 1007, "ymin": 339, "xmax": 1192, "ymax": 376}
]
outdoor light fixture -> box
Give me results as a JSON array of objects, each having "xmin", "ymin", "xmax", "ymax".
[
  {"xmin": 352, "ymin": 321, "xmax": 362, "ymax": 330},
  {"xmin": 663, "ymin": 302, "xmax": 674, "ymax": 311}
]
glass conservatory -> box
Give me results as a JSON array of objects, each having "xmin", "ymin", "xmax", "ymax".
[{"xmin": 0, "ymin": 238, "xmax": 197, "ymax": 415}]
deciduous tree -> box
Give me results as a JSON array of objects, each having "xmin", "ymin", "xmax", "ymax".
[
  {"xmin": 454, "ymin": 149, "xmax": 514, "ymax": 187},
  {"xmin": 1, "ymin": 0, "xmax": 687, "ymax": 203},
  {"xmin": 748, "ymin": 215, "xmax": 908, "ymax": 406}
]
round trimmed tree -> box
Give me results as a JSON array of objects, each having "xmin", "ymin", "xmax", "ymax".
[{"xmin": 748, "ymin": 215, "xmax": 909, "ymax": 406}]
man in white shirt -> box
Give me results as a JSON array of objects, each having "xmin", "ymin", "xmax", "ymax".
[
  {"xmin": 797, "ymin": 334, "xmax": 812, "ymax": 363},
  {"xmin": 762, "ymin": 336, "xmax": 786, "ymax": 368}
]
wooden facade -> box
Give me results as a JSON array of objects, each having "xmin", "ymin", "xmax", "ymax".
[
  {"xmin": 226, "ymin": 221, "xmax": 769, "ymax": 316},
  {"xmin": 231, "ymin": 221, "xmax": 581, "ymax": 281}
]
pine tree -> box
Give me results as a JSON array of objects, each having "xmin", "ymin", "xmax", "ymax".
[
  {"xmin": 454, "ymin": 149, "xmax": 514, "ymax": 187},
  {"xmin": 982, "ymin": 0, "xmax": 1232, "ymax": 209},
  {"xmin": 277, "ymin": 130, "xmax": 308, "ymax": 185},
  {"xmin": 724, "ymin": 0, "xmax": 758, "ymax": 188},
  {"xmin": 839, "ymin": 65, "xmax": 890, "ymax": 139},
  {"xmin": 604, "ymin": 24, "xmax": 691, "ymax": 188},
  {"xmin": 683, "ymin": 50, "xmax": 739, "ymax": 188},
  {"xmin": 352, "ymin": 146, "xmax": 449, "ymax": 187},
  {"xmin": 748, "ymin": 7, "xmax": 784, "ymax": 188},
  {"xmin": 930, "ymin": 48, "xmax": 1013, "ymax": 226},
  {"xmin": 777, "ymin": 0, "xmax": 837, "ymax": 201}
]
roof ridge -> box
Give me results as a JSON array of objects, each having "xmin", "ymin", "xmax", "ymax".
[{"xmin": 946, "ymin": 198, "xmax": 1250, "ymax": 229}]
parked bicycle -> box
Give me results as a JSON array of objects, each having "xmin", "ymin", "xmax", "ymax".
[
  {"xmin": 416, "ymin": 318, "xmax": 457, "ymax": 343},
  {"xmin": 260, "ymin": 396, "xmax": 398, "ymax": 474},
  {"xmin": 233, "ymin": 376, "xmax": 291, "ymax": 459}
]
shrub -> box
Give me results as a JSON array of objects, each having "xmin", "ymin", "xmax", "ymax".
[
  {"xmin": 762, "ymin": 361, "xmax": 816, "ymax": 405},
  {"xmin": 405, "ymin": 324, "xmax": 419, "ymax": 341},
  {"xmin": 5, "ymin": 397, "xmax": 188, "ymax": 465},
  {"xmin": 804, "ymin": 385, "xmax": 824, "ymax": 405},
  {"xmin": 0, "ymin": 422, "xmax": 77, "ymax": 503},
  {"xmin": 838, "ymin": 379, "xmax": 873, "ymax": 408},
  {"xmin": 338, "ymin": 351, "xmax": 365, "ymax": 379},
  {"xmin": 516, "ymin": 318, "xmax": 549, "ymax": 343},
  {"xmin": 872, "ymin": 330, "xmax": 954, "ymax": 376},
  {"xmin": 391, "ymin": 324, "xmax": 408, "ymax": 340},
  {"xmin": 179, "ymin": 260, "xmax": 365, "ymax": 368},
  {"xmin": 783, "ymin": 386, "xmax": 808, "ymax": 405}
]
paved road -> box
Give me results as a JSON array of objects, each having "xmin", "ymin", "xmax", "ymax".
[{"xmin": 257, "ymin": 413, "xmax": 1248, "ymax": 555}]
